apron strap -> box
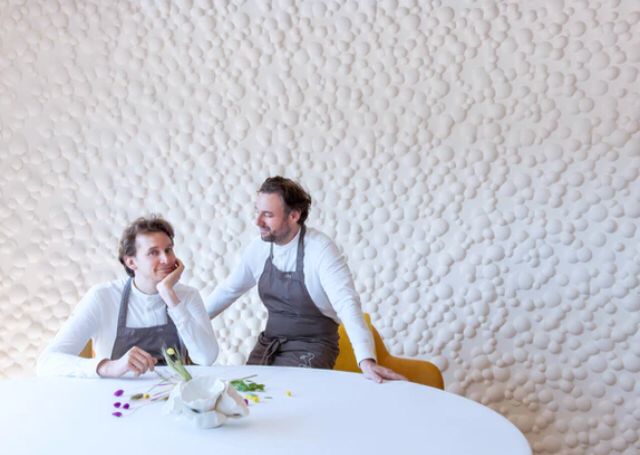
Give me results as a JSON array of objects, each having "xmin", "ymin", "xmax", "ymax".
[
  {"xmin": 114, "ymin": 278, "xmax": 133, "ymax": 341},
  {"xmin": 295, "ymin": 225, "xmax": 305, "ymax": 274}
]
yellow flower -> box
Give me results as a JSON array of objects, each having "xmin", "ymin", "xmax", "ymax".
[
  {"xmin": 245, "ymin": 394, "xmax": 260, "ymax": 403},
  {"xmin": 285, "ymin": 390, "xmax": 293, "ymax": 397},
  {"xmin": 166, "ymin": 347, "xmax": 176, "ymax": 356}
]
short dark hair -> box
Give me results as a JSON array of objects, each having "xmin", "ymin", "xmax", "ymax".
[
  {"xmin": 118, "ymin": 215, "xmax": 174, "ymax": 277},
  {"xmin": 259, "ymin": 176, "xmax": 312, "ymax": 225}
]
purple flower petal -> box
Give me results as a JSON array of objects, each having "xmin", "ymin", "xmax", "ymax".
[
  {"xmin": 112, "ymin": 412, "xmax": 122, "ymax": 417},
  {"xmin": 114, "ymin": 389, "xmax": 124, "ymax": 397},
  {"xmin": 113, "ymin": 402, "xmax": 121, "ymax": 408},
  {"xmin": 123, "ymin": 403, "xmax": 130, "ymax": 410}
]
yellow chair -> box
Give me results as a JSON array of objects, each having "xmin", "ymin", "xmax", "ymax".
[
  {"xmin": 335, "ymin": 313, "xmax": 444, "ymax": 390},
  {"xmin": 79, "ymin": 340, "xmax": 94, "ymax": 358}
]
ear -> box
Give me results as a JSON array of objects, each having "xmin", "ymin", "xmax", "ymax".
[
  {"xmin": 124, "ymin": 256, "xmax": 137, "ymax": 273},
  {"xmin": 288, "ymin": 209, "xmax": 301, "ymax": 224}
]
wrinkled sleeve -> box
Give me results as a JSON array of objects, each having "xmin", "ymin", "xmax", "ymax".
[
  {"xmin": 168, "ymin": 289, "xmax": 219, "ymax": 366},
  {"xmin": 316, "ymin": 240, "xmax": 377, "ymax": 364},
  {"xmin": 36, "ymin": 287, "xmax": 105, "ymax": 377},
  {"xmin": 205, "ymin": 245, "xmax": 258, "ymax": 319}
]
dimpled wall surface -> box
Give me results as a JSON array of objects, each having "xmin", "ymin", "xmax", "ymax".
[{"xmin": 0, "ymin": 0, "xmax": 639, "ymax": 452}]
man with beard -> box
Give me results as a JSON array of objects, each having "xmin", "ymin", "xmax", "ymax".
[{"xmin": 206, "ymin": 177, "xmax": 404, "ymax": 383}]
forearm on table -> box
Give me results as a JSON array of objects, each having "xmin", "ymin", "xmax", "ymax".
[{"xmin": 37, "ymin": 351, "xmax": 102, "ymax": 378}]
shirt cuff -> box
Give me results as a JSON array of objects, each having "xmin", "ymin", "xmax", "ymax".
[
  {"xmin": 88, "ymin": 357, "xmax": 105, "ymax": 377},
  {"xmin": 37, "ymin": 353, "xmax": 105, "ymax": 378},
  {"xmin": 353, "ymin": 342, "xmax": 377, "ymax": 366}
]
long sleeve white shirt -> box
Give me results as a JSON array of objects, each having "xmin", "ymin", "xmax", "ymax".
[
  {"xmin": 205, "ymin": 227, "xmax": 376, "ymax": 364},
  {"xmin": 37, "ymin": 277, "xmax": 219, "ymax": 377}
]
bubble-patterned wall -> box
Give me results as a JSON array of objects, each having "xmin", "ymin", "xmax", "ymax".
[{"xmin": 1, "ymin": 0, "xmax": 639, "ymax": 452}]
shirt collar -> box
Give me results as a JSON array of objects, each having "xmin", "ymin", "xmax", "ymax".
[{"xmin": 130, "ymin": 280, "xmax": 163, "ymax": 304}]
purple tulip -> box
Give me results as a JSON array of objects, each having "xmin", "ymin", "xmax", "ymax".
[
  {"xmin": 112, "ymin": 412, "xmax": 122, "ymax": 417},
  {"xmin": 113, "ymin": 402, "xmax": 121, "ymax": 408},
  {"xmin": 114, "ymin": 389, "xmax": 124, "ymax": 397},
  {"xmin": 123, "ymin": 403, "xmax": 130, "ymax": 410}
]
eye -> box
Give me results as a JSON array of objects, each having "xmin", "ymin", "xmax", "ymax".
[
  {"xmin": 148, "ymin": 250, "xmax": 159, "ymax": 256},
  {"xmin": 165, "ymin": 248, "xmax": 174, "ymax": 254}
]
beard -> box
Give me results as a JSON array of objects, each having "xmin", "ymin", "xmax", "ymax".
[
  {"xmin": 260, "ymin": 231, "xmax": 276, "ymax": 242},
  {"xmin": 260, "ymin": 225, "xmax": 292, "ymax": 244}
]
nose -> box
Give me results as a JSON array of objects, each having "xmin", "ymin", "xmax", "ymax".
[
  {"xmin": 159, "ymin": 251, "xmax": 169, "ymax": 263},
  {"xmin": 256, "ymin": 213, "xmax": 263, "ymax": 227}
]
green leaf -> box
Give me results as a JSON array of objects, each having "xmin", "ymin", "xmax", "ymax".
[{"xmin": 230, "ymin": 379, "xmax": 265, "ymax": 392}]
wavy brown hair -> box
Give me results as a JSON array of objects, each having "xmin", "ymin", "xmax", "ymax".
[{"xmin": 259, "ymin": 176, "xmax": 312, "ymax": 225}]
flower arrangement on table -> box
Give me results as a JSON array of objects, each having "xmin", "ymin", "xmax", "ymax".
[{"xmin": 111, "ymin": 347, "xmax": 253, "ymax": 428}]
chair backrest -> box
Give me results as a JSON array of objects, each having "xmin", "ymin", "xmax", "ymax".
[
  {"xmin": 335, "ymin": 313, "xmax": 444, "ymax": 390},
  {"xmin": 79, "ymin": 340, "xmax": 94, "ymax": 359}
]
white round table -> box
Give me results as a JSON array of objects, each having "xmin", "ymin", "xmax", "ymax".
[{"xmin": 0, "ymin": 366, "xmax": 530, "ymax": 455}]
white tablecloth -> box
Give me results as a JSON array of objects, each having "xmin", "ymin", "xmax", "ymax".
[{"xmin": 0, "ymin": 366, "xmax": 530, "ymax": 455}]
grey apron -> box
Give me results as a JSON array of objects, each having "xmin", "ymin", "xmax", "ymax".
[
  {"xmin": 110, "ymin": 278, "xmax": 186, "ymax": 364},
  {"xmin": 247, "ymin": 226, "xmax": 339, "ymax": 369}
]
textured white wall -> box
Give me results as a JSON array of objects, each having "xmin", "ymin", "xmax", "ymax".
[{"xmin": 1, "ymin": 0, "xmax": 639, "ymax": 453}]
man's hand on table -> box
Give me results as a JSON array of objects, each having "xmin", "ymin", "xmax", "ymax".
[
  {"xmin": 96, "ymin": 346, "xmax": 157, "ymax": 377},
  {"xmin": 359, "ymin": 358, "xmax": 407, "ymax": 383}
]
